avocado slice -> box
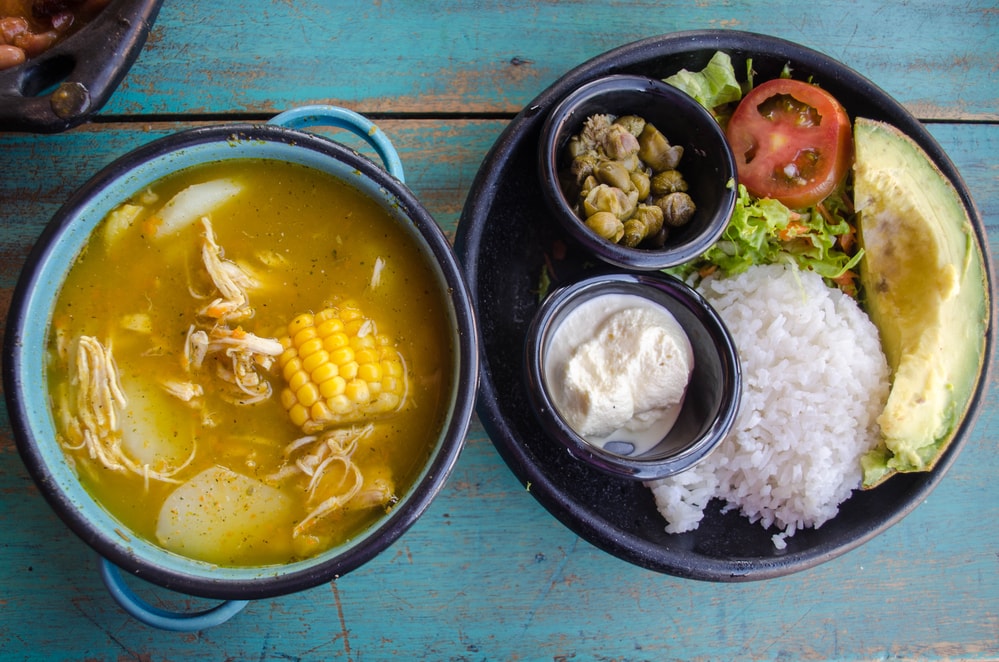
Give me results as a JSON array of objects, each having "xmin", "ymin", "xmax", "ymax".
[{"xmin": 854, "ymin": 118, "xmax": 990, "ymax": 488}]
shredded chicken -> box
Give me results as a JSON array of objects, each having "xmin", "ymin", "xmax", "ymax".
[
  {"xmin": 198, "ymin": 216, "xmax": 258, "ymax": 322},
  {"xmin": 185, "ymin": 325, "xmax": 282, "ymax": 404},
  {"xmin": 60, "ymin": 336, "xmax": 193, "ymax": 484},
  {"xmin": 266, "ymin": 424, "xmax": 397, "ymax": 537},
  {"xmin": 160, "ymin": 379, "xmax": 204, "ymax": 403}
]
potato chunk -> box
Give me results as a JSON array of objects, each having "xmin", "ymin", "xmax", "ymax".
[{"xmin": 156, "ymin": 465, "xmax": 294, "ymax": 564}]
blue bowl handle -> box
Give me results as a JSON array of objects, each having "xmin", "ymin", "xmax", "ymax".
[
  {"xmin": 269, "ymin": 105, "xmax": 406, "ymax": 183},
  {"xmin": 99, "ymin": 558, "xmax": 249, "ymax": 631}
]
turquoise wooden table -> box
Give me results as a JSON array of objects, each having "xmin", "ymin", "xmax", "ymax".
[{"xmin": 1, "ymin": 1, "xmax": 996, "ymax": 659}]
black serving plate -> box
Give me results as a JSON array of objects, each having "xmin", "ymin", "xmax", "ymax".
[
  {"xmin": 0, "ymin": 0, "xmax": 163, "ymax": 133},
  {"xmin": 454, "ymin": 30, "xmax": 995, "ymax": 581}
]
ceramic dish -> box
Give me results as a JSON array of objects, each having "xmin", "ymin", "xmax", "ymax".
[
  {"xmin": 523, "ymin": 273, "xmax": 741, "ymax": 481},
  {"xmin": 536, "ymin": 74, "xmax": 737, "ymax": 270},
  {"xmin": 0, "ymin": 0, "xmax": 162, "ymax": 133},
  {"xmin": 454, "ymin": 30, "xmax": 995, "ymax": 581}
]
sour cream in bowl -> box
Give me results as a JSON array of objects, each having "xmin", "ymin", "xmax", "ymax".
[{"xmin": 524, "ymin": 273, "xmax": 741, "ymax": 481}]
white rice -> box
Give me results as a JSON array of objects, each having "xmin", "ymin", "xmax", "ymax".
[{"xmin": 646, "ymin": 263, "xmax": 890, "ymax": 548}]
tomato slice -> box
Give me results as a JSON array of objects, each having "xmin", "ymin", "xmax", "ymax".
[{"xmin": 726, "ymin": 78, "xmax": 852, "ymax": 209}]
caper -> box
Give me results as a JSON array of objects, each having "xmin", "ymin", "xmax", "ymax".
[
  {"xmin": 595, "ymin": 161, "xmax": 634, "ymax": 191},
  {"xmin": 655, "ymin": 192, "xmax": 697, "ymax": 227},
  {"xmin": 570, "ymin": 153, "xmax": 600, "ymax": 185},
  {"xmin": 560, "ymin": 112, "xmax": 697, "ymax": 247},
  {"xmin": 638, "ymin": 123, "xmax": 683, "ymax": 172},
  {"xmin": 629, "ymin": 170, "xmax": 651, "ymax": 200},
  {"xmin": 585, "ymin": 211, "xmax": 625, "ymax": 243},
  {"xmin": 650, "ymin": 169, "xmax": 688, "ymax": 196},
  {"xmin": 613, "ymin": 114, "xmax": 647, "ymax": 137},
  {"xmin": 583, "ymin": 184, "xmax": 638, "ymax": 220},
  {"xmin": 600, "ymin": 123, "xmax": 641, "ymax": 160},
  {"xmin": 622, "ymin": 204, "xmax": 665, "ymax": 247},
  {"xmin": 567, "ymin": 135, "xmax": 590, "ymax": 159}
]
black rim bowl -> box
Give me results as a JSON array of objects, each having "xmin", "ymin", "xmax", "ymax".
[
  {"xmin": 538, "ymin": 74, "xmax": 737, "ymax": 271},
  {"xmin": 524, "ymin": 273, "xmax": 741, "ymax": 481},
  {"xmin": 3, "ymin": 122, "xmax": 479, "ymax": 599}
]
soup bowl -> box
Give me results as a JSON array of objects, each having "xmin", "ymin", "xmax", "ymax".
[{"xmin": 2, "ymin": 105, "xmax": 478, "ymax": 629}]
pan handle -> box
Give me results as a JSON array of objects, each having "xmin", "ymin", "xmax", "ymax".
[
  {"xmin": 269, "ymin": 104, "xmax": 406, "ymax": 182},
  {"xmin": 99, "ymin": 558, "xmax": 249, "ymax": 632}
]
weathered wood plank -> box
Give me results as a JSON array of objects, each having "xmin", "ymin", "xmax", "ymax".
[{"xmin": 96, "ymin": 0, "xmax": 999, "ymax": 121}]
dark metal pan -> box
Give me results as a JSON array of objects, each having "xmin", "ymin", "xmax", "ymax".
[{"xmin": 0, "ymin": 0, "xmax": 163, "ymax": 133}]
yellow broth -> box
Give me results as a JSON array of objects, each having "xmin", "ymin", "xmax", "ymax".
[{"xmin": 45, "ymin": 158, "xmax": 454, "ymax": 566}]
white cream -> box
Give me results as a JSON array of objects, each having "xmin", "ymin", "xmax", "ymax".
[{"xmin": 544, "ymin": 292, "xmax": 694, "ymax": 455}]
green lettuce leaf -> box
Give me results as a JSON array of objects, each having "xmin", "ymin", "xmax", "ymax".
[
  {"xmin": 664, "ymin": 51, "xmax": 744, "ymax": 112},
  {"xmin": 667, "ymin": 183, "xmax": 862, "ymax": 285}
]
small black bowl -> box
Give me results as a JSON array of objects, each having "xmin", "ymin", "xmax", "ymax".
[
  {"xmin": 524, "ymin": 273, "xmax": 741, "ymax": 481},
  {"xmin": 538, "ymin": 74, "xmax": 737, "ymax": 270}
]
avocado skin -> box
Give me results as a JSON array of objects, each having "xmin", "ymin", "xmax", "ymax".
[{"xmin": 854, "ymin": 118, "xmax": 989, "ymax": 488}]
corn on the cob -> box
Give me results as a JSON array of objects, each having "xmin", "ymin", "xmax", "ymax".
[{"xmin": 277, "ymin": 303, "xmax": 407, "ymax": 433}]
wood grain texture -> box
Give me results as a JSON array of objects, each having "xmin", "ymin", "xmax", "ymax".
[
  {"xmin": 0, "ymin": 1, "xmax": 996, "ymax": 659},
  {"xmin": 98, "ymin": 0, "xmax": 999, "ymax": 121}
]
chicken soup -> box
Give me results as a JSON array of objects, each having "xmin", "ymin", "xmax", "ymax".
[{"xmin": 45, "ymin": 158, "xmax": 455, "ymax": 566}]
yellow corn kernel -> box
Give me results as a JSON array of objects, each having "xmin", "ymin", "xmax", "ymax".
[
  {"xmin": 310, "ymin": 400, "xmax": 332, "ymax": 423},
  {"xmin": 323, "ymin": 332, "xmax": 349, "ymax": 352},
  {"xmin": 277, "ymin": 303, "xmax": 409, "ymax": 433},
  {"xmin": 339, "ymin": 305, "xmax": 363, "ymax": 323},
  {"xmin": 344, "ymin": 379, "xmax": 370, "ymax": 404},
  {"xmin": 329, "ymin": 346, "xmax": 354, "ymax": 366},
  {"xmin": 372, "ymin": 392, "xmax": 400, "ymax": 413},
  {"xmin": 319, "ymin": 375, "xmax": 346, "ymax": 399},
  {"xmin": 287, "ymin": 369, "xmax": 310, "ymax": 393},
  {"xmin": 280, "ymin": 388, "xmax": 298, "ymax": 411},
  {"xmin": 298, "ymin": 337, "xmax": 324, "ymax": 359},
  {"xmin": 339, "ymin": 360, "xmax": 359, "ymax": 381},
  {"xmin": 382, "ymin": 359, "xmax": 404, "ymax": 378},
  {"xmin": 301, "ymin": 348, "xmax": 330, "ymax": 374},
  {"xmin": 355, "ymin": 348, "xmax": 379, "ymax": 366},
  {"xmin": 327, "ymin": 394, "xmax": 352, "ymax": 415},
  {"xmin": 282, "ymin": 356, "xmax": 304, "ymax": 382},
  {"xmin": 343, "ymin": 318, "xmax": 369, "ymax": 338},
  {"xmin": 358, "ymin": 362, "xmax": 381, "ymax": 382},
  {"xmin": 314, "ymin": 308, "xmax": 338, "ymax": 324},
  {"xmin": 316, "ymin": 317, "xmax": 343, "ymax": 337},
  {"xmin": 288, "ymin": 403, "xmax": 310, "ymax": 428},
  {"xmin": 350, "ymin": 333, "xmax": 376, "ymax": 350},
  {"xmin": 296, "ymin": 382, "xmax": 320, "ymax": 408},
  {"xmin": 288, "ymin": 313, "xmax": 314, "ymax": 336},
  {"xmin": 381, "ymin": 376, "xmax": 400, "ymax": 394},
  {"xmin": 310, "ymin": 362, "xmax": 338, "ymax": 385},
  {"xmin": 293, "ymin": 326, "xmax": 318, "ymax": 347}
]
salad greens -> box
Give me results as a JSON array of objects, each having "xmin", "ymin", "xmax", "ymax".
[
  {"xmin": 664, "ymin": 51, "xmax": 862, "ymax": 294},
  {"xmin": 663, "ymin": 51, "xmax": 747, "ymax": 116},
  {"xmin": 667, "ymin": 183, "xmax": 862, "ymax": 291}
]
